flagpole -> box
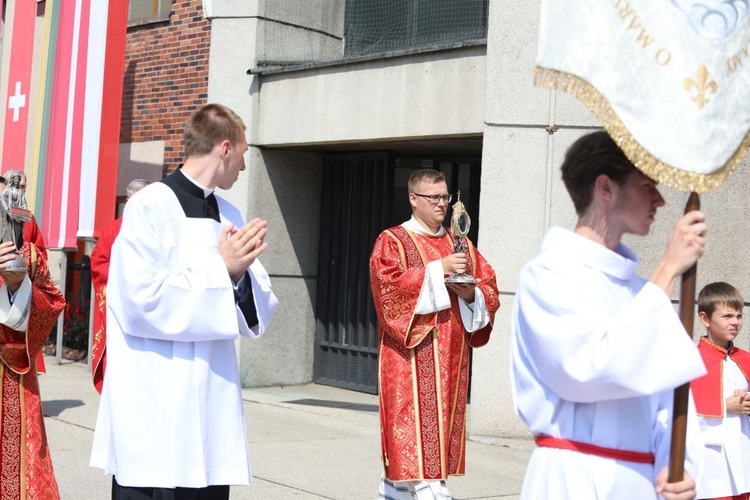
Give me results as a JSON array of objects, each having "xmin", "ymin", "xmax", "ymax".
[
  {"xmin": 668, "ymin": 191, "xmax": 700, "ymax": 483},
  {"xmin": 55, "ymin": 250, "xmax": 68, "ymax": 364}
]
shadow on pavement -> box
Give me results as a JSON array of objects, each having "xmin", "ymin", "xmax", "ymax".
[
  {"xmin": 42, "ymin": 399, "xmax": 85, "ymax": 417},
  {"xmin": 285, "ymin": 398, "xmax": 378, "ymax": 413}
]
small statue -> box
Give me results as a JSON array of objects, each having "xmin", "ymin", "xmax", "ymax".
[
  {"xmin": 2, "ymin": 172, "xmax": 27, "ymax": 212},
  {"xmin": 0, "ymin": 172, "xmax": 31, "ymax": 272}
]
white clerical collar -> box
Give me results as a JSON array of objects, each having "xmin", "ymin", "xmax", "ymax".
[
  {"xmin": 542, "ymin": 227, "xmax": 638, "ymax": 280},
  {"xmin": 181, "ymin": 170, "xmax": 214, "ymax": 198},
  {"xmin": 402, "ymin": 215, "xmax": 446, "ymax": 237}
]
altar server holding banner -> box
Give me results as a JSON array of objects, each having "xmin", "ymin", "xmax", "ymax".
[
  {"xmin": 510, "ymin": 131, "xmax": 708, "ymax": 499},
  {"xmin": 516, "ymin": 1, "xmax": 750, "ymax": 495},
  {"xmin": 91, "ymin": 104, "xmax": 278, "ymax": 500}
]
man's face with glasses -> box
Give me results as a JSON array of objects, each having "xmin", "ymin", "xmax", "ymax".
[{"xmin": 409, "ymin": 181, "xmax": 451, "ymax": 232}]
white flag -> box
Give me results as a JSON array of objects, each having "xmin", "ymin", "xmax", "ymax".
[{"xmin": 535, "ymin": 0, "xmax": 750, "ymax": 192}]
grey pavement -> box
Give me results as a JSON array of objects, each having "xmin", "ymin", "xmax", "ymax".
[{"xmin": 39, "ymin": 357, "xmax": 532, "ymax": 499}]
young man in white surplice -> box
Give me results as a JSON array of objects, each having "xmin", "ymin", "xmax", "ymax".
[
  {"xmin": 510, "ymin": 131, "xmax": 707, "ymax": 500},
  {"xmin": 91, "ymin": 104, "xmax": 278, "ymax": 500}
]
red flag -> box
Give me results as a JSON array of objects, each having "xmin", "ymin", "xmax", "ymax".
[{"xmin": 1, "ymin": 0, "xmax": 37, "ymax": 172}]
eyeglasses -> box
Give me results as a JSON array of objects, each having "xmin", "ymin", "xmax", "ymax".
[{"xmin": 413, "ymin": 193, "xmax": 452, "ymax": 205}]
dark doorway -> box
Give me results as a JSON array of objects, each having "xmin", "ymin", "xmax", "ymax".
[{"xmin": 313, "ymin": 152, "xmax": 482, "ymax": 394}]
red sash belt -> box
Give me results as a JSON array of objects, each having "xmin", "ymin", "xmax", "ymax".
[{"xmin": 535, "ymin": 435, "xmax": 655, "ymax": 464}]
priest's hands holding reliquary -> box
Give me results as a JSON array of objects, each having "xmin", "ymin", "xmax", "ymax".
[
  {"xmin": 442, "ymin": 252, "xmax": 476, "ymax": 302},
  {"xmin": 219, "ymin": 218, "xmax": 268, "ymax": 282},
  {"xmin": 441, "ymin": 252, "xmax": 467, "ymax": 276}
]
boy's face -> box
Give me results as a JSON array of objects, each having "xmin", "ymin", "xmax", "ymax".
[{"xmin": 699, "ymin": 303, "xmax": 743, "ymax": 348}]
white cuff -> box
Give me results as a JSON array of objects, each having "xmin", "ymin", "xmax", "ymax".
[
  {"xmin": 415, "ymin": 260, "xmax": 451, "ymax": 314},
  {"xmin": 0, "ymin": 276, "xmax": 31, "ymax": 331},
  {"xmin": 458, "ymin": 287, "xmax": 490, "ymax": 332}
]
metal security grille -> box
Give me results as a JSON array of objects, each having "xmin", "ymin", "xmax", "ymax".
[
  {"xmin": 314, "ymin": 154, "xmax": 390, "ymax": 394},
  {"xmin": 344, "ymin": 0, "xmax": 489, "ymax": 57},
  {"xmin": 314, "ymin": 152, "xmax": 482, "ymax": 394}
]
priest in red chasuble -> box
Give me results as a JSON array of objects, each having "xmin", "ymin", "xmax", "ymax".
[
  {"xmin": 0, "ymin": 240, "xmax": 66, "ymax": 499},
  {"xmin": 370, "ymin": 169, "xmax": 500, "ymax": 499}
]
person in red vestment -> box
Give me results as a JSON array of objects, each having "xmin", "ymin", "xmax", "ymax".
[
  {"xmin": 690, "ymin": 282, "xmax": 750, "ymax": 500},
  {"xmin": 369, "ymin": 169, "xmax": 500, "ymax": 499},
  {"xmin": 1, "ymin": 170, "xmax": 49, "ymax": 377},
  {"xmin": 89, "ymin": 179, "xmax": 150, "ymax": 394},
  {"xmin": 0, "ymin": 237, "xmax": 66, "ymax": 499}
]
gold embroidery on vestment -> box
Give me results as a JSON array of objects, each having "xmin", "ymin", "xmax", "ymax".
[
  {"xmin": 19, "ymin": 374, "xmax": 25, "ymax": 500},
  {"xmin": 433, "ymin": 330, "xmax": 447, "ymax": 479},
  {"xmin": 410, "ymin": 347, "xmax": 423, "ymax": 478},
  {"xmin": 1, "ymin": 365, "xmax": 21, "ymax": 500}
]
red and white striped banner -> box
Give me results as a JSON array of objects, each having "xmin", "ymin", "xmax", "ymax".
[{"xmin": 39, "ymin": 0, "xmax": 128, "ymax": 248}]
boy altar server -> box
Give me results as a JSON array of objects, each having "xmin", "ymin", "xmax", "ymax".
[
  {"xmin": 510, "ymin": 131, "xmax": 707, "ymax": 499},
  {"xmin": 691, "ymin": 282, "xmax": 750, "ymax": 500},
  {"xmin": 91, "ymin": 104, "xmax": 278, "ymax": 500}
]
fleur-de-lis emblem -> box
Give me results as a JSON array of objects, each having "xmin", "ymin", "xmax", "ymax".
[{"xmin": 684, "ymin": 65, "xmax": 717, "ymax": 109}]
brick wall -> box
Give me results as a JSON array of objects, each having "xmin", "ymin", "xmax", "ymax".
[{"xmin": 120, "ymin": 0, "xmax": 211, "ymax": 175}]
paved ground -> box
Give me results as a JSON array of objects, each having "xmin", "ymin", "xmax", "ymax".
[{"xmin": 39, "ymin": 357, "xmax": 532, "ymax": 499}]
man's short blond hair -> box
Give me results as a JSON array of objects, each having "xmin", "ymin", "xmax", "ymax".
[
  {"xmin": 184, "ymin": 104, "xmax": 247, "ymax": 158},
  {"xmin": 408, "ymin": 169, "xmax": 446, "ymax": 193}
]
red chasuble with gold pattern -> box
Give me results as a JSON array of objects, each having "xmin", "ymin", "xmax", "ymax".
[
  {"xmin": 89, "ymin": 217, "xmax": 122, "ymax": 394},
  {"xmin": 0, "ymin": 243, "xmax": 65, "ymax": 499},
  {"xmin": 691, "ymin": 336, "xmax": 750, "ymax": 418},
  {"xmin": 370, "ymin": 225, "xmax": 499, "ymax": 482}
]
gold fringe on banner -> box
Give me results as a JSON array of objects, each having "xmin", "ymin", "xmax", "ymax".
[{"xmin": 534, "ymin": 66, "xmax": 750, "ymax": 193}]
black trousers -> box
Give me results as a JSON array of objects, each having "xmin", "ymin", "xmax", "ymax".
[{"xmin": 112, "ymin": 477, "xmax": 230, "ymax": 500}]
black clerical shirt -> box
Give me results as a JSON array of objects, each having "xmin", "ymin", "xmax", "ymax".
[{"xmin": 161, "ymin": 169, "xmax": 259, "ymax": 328}]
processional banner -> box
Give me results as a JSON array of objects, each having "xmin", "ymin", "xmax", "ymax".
[
  {"xmin": 1, "ymin": 0, "xmax": 37, "ymax": 177},
  {"xmin": 32, "ymin": 0, "xmax": 128, "ymax": 248},
  {"xmin": 535, "ymin": 0, "xmax": 750, "ymax": 192}
]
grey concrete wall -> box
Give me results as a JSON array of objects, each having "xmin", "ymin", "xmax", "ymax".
[
  {"xmin": 207, "ymin": 12, "xmax": 260, "ymax": 222},
  {"xmin": 237, "ymin": 149, "xmax": 323, "ymax": 387},
  {"xmin": 210, "ymin": 0, "xmax": 344, "ymax": 64},
  {"xmin": 208, "ymin": 7, "xmax": 322, "ymax": 387},
  {"xmin": 208, "ymin": 4, "xmax": 326, "ymax": 388},
  {"xmin": 258, "ymin": 0, "xmax": 345, "ymax": 64},
  {"xmin": 475, "ymin": 0, "xmax": 750, "ymax": 440},
  {"xmin": 255, "ymin": 46, "xmax": 487, "ymax": 147}
]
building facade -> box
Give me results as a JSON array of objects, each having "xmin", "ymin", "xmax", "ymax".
[
  {"xmin": 202, "ymin": 0, "xmax": 750, "ymax": 440},
  {"xmin": 5, "ymin": 0, "xmax": 750, "ymax": 441}
]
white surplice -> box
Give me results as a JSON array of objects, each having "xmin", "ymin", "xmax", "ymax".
[
  {"xmin": 510, "ymin": 227, "xmax": 706, "ymax": 499},
  {"xmin": 90, "ymin": 182, "xmax": 278, "ymax": 488},
  {"xmin": 696, "ymin": 358, "xmax": 750, "ymax": 498}
]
